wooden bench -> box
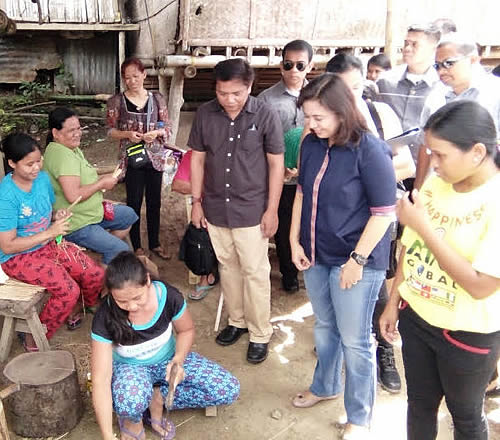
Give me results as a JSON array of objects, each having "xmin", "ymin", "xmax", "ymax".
[{"xmin": 0, "ymin": 279, "xmax": 49, "ymax": 361}]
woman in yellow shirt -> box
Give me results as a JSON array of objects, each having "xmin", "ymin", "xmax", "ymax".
[{"xmin": 380, "ymin": 100, "xmax": 500, "ymax": 440}]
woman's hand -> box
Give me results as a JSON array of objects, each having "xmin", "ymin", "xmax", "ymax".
[
  {"xmin": 99, "ymin": 174, "xmax": 118, "ymax": 191},
  {"xmin": 53, "ymin": 208, "xmax": 70, "ymax": 221},
  {"xmin": 166, "ymin": 357, "xmax": 185, "ymax": 385},
  {"xmin": 379, "ymin": 302, "xmax": 400, "ymax": 344},
  {"xmin": 142, "ymin": 130, "xmax": 159, "ymax": 143},
  {"xmin": 397, "ymin": 189, "xmax": 429, "ymax": 234},
  {"xmin": 128, "ymin": 131, "xmax": 143, "ymax": 143},
  {"xmin": 291, "ymin": 241, "xmax": 311, "ymax": 271},
  {"xmin": 340, "ymin": 258, "xmax": 363, "ymax": 290},
  {"xmin": 47, "ymin": 216, "xmax": 71, "ymax": 239}
]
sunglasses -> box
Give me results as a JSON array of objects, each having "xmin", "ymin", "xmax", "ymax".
[
  {"xmin": 283, "ymin": 60, "xmax": 308, "ymax": 72},
  {"xmin": 433, "ymin": 56, "xmax": 467, "ymax": 70}
]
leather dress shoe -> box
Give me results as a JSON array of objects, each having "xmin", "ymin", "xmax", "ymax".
[
  {"xmin": 215, "ymin": 325, "xmax": 248, "ymax": 346},
  {"xmin": 282, "ymin": 277, "xmax": 299, "ymax": 293},
  {"xmin": 247, "ymin": 342, "xmax": 269, "ymax": 364}
]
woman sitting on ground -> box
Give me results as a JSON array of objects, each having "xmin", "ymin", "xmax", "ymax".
[
  {"xmin": 43, "ymin": 107, "xmax": 138, "ymax": 267},
  {"xmin": 0, "ymin": 133, "xmax": 104, "ymax": 350},
  {"xmin": 171, "ymin": 149, "xmax": 219, "ymax": 300},
  {"xmin": 380, "ymin": 100, "xmax": 500, "ymax": 439},
  {"xmin": 91, "ymin": 251, "xmax": 239, "ymax": 440}
]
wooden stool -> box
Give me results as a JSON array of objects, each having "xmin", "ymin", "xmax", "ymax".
[
  {"xmin": 3, "ymin": 351, "xmax": 83, "ymax": 437},
  {"xmin": 0, "ymin": 279, "xmax": 49, "ymax": 361}
]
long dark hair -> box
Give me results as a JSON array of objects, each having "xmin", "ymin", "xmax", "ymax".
[
  {"xmin": 46, "ymin": 107, "xmax": 76, "ymax": 146},
  {"xmin": 1, "ymin": 133, "xmax": 39, "ymax": 173},
  {"xmin": 424, "ymin": 100, "xmax": 500, "ymax": 168},
  {"xmin": 298, "ymin": 73, "xmax": 368, "ymax": 145},
  {"xmin": 104, "ymin": 251, "xmax": 150, "ymax": 345}
]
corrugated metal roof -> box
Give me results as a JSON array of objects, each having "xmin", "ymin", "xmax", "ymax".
[{"xmin": 0, "ymin": 34, "xmax": 60, "ymax": 83}]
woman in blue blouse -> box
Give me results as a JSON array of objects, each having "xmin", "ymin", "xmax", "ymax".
[{"xmin": 290, "ymin": 74, "xmax": 396, "ymax": 439}]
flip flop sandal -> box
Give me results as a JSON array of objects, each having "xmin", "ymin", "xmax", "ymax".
[
  {"xmin": 151, "ymin": 247, "xmax": 171, "ymax": 261},
  {"xmin": 188, "ymin": 284, "xmax": 215, "ymax": 301},
  {"xmin": 143, "ymin": 411, "xmax": 176, "ymax": 439},
  {"xmin": 66, "ymin": 314, "xmax": 82, "ymax": 330},
  {"xmin": 292, "ymin": 390, "xmax": 339, "ymax": 408},
  {"xmin": 118, "ymin": 418, "xmax": 145, "ymax": 440}
]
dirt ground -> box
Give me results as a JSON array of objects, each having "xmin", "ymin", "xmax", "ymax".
[{"xmin": 1, "ymin": 112, "xmax": 499, "ymax": 440}]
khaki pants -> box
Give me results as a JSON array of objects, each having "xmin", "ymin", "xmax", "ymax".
[{"xmin": 207, "ymin": 222, "xmax": 273, "ymax": 343}]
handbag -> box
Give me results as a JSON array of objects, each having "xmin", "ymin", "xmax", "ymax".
[
  {"xmin": 126, "ymin": 93, "xmax": 153, "ymax": 169},
  {"xmin": 178, "ymin": 222, "xmax": 217, "ymax": 276}
]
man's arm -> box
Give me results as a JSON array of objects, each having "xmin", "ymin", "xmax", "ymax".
[
  {"xmin": 190, "ymin": 150, "xmax": 206, "ymax": 228},
  {"xmin": 260, "ymin": 152, "xmax": 284, "ymax": 237}
]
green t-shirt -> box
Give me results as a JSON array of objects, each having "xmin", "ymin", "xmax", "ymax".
[{"xmin": 43, "ymin": 142, "xmax": 103, "ymax": 233}]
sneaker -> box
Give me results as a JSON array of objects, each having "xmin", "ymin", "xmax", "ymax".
[{"xmin": 377, "ymin": 345, "xmax": 401, "ymax": 393}]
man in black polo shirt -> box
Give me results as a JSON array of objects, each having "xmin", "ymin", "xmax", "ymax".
[{"xmin": 189, "ymin": 59, "xmax": 284, "ymax": 364}]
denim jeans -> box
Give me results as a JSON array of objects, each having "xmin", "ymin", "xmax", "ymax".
[
  {"xmin": 65, "ymin": 205, "xmax": 137, "ymax": 264},
  {"xmin": 399, "ymin": 305, "xmax": 500, "ymax": 440},
  {"xmin": 304, "ymin": 264, "xmax": 385, "ymax": 427}
]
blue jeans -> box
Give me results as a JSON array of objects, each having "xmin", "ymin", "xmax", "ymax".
[
  {"xmin": 65, "ymin": 205, "xmax": 138, "ymax": 264},
  {"xmin": 304, "ymin": 264, "xmax": 385, "ymax": 427}
]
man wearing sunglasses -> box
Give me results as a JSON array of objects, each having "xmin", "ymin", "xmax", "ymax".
[
  {"xmin": 377, "ymin": 23, "xmax": 441, "ymax": 189},
  {"xmin": 414, "ymin": 32, "xmax": 500, "ymax": 188},
  {"xmin": 259, "ymin": 40, "xmax": 314, "ymax": 293}
]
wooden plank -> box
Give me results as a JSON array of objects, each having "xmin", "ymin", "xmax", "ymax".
[
  {"xmin": 86, "ymin": 0, "xmax": 99, "ymax": 23},
  {"xmin": 15, "ymin": 22, "xmax": 139, "ymax": 31},
  {"xmin": 0, "ymin": 400, "xmax": 11, "ymax": 440},
  {"xmin": 26, "ymin": 310, "xmax": 50, "ymax": 352},
  {"xmin": 205, "ymin": 406, "xmax": 217, "ymax": 417},
  {"xmin": 98, "ymin": 0, "xmax": 119, "ymax": 23},
  {"xmin": 0, "ymin": 316, "xmax": 14, "ymax": 362}
]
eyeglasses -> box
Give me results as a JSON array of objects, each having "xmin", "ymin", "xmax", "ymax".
[
  {"xmin": 433, "ymin": 56, "xmax": 467, "ymax": 70},
  {"xmin": 283, "ymin": 61, "xmax": 308, "ymax": 72}
]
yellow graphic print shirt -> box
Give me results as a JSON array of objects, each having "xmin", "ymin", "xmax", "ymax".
[{"xmin": 400, "ymin": 173, "xmax": 500, "ymax": 333}]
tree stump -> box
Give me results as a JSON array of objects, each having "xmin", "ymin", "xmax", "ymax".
[{"xmin": 2, "ymin": 351, "xmax": 83, "ymax": 437}]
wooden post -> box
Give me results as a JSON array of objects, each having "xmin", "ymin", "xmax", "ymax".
[
  {"xmin": 385, "ymin": 0, "xmax": 398, "ymax": 66},
  {"xmin": 167, "ymin": 67, "xmax": 185, "ymax": 144},
  {"xmin": 158, "ymin": 74, "xmax": 169, "ymax": 100},
  {"xmin": 119, "ymin": 30, "xmax": 126, "ymax": 91}
]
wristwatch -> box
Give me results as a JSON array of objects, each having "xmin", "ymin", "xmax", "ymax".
[
  {"xmin": 191, "ymin": 197, "xmax": 202, "ymax": 204},
  {"xmin": 350, "ymin": 251, "xmax": 368, "ymax": 266}
]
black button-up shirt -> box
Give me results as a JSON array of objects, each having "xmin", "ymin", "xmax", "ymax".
[{"xmin": 188, "ymin": 96, "xmax": 284, "ymax": 228}]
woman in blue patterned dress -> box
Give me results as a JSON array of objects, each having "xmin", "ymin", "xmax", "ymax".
[{"xmin": 91, "ymin": 251, "xmax": 239, "ymax": 440}]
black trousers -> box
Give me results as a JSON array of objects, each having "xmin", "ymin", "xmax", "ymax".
[
  {"xmin": 399, "ymin": 305, "xmax": 500, "ymax": 440},
  {"xmin": 274, "ymin": 184, "xmax": 298, "ymax": 281},
  {"xmin": 125, "ymin": 163, "xmax": 163, "ymax": 251}
]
